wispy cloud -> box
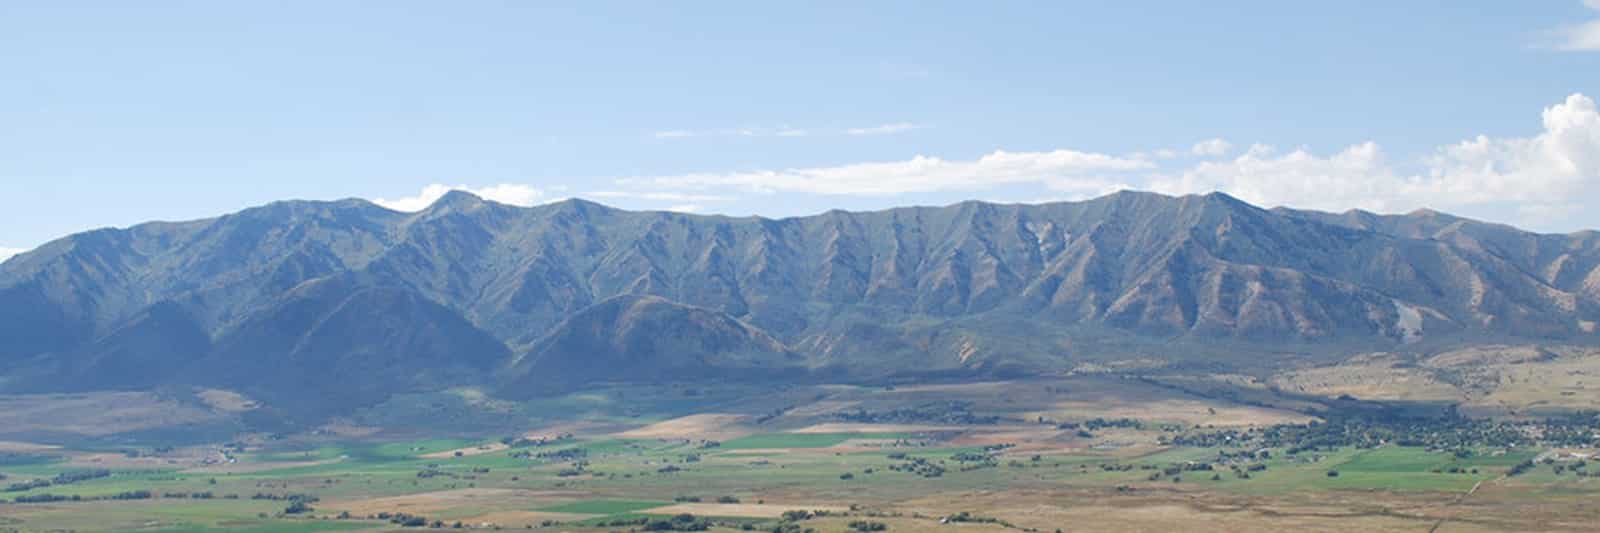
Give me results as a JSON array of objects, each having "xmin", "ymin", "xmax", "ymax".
[
  {"xmin": 358, "ymin": 93, "xmax": 1600, "ymax": 233},
  {"xmin": 617, "ymin": 149, "xmax": 1154, "ymax": 196},
  {"xmin": 587, "ymin": 191, "xmax": 734, "ymax": 203},
  {"xmin": 373, "ymin": 183, "xmax": 549, "ymax": 212},
  {"xmin": 1126, "ymin": 139, "xmax": 1232, "ymax": 161},
  {"xmin": 615, "ymin": 93, "xmax": 1600, "ymax": 230},
  {"xmin": 1128, "ymin": 148, "xmax": 1180, "ymax": 160},
  {"xmin": 0, "ymin": 247, "xmax": 24, "ymax": 263},
  {"xmin": 1534, "ymin": 1, "xmax": 1600, "ymax": 51},
  {"xmin": 1190, "ymin": 138, "xmax": 1234, "ymax": 157},
  {"xmin": 846, "ymin": 122, "xmax": 925, "ymax": 136},
  {"xmin": 652, "ymin": 123, "xmax": 925, "ymax": 140}
]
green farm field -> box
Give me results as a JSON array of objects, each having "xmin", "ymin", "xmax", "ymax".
[{"xmin": 3, "ymin": 376, "xmax": 1600, "ymax": 532}]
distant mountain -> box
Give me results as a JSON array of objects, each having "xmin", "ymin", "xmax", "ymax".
[{"xmin": 3, "ymin": 190, "xmax": 1598, "ymax": 415}]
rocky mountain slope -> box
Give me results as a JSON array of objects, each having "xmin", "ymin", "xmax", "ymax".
[
  {"xmin": 2, "ymin": 190, "xmax": 1598, "ymax": 412},
  {"xmin": 498, "ymin": 294, "xmax": 803, "ymax": 396}
]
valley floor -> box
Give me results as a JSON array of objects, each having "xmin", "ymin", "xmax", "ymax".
[{"xmin": 4, "ymin": 373, "xmax": 1600, "ymax": 532}]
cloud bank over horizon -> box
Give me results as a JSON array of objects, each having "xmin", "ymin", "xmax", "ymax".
[{"xmin": 378, "ymin": 93, "xmax": 1600, "ymax": 232}]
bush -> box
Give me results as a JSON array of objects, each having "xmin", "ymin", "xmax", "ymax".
[
  {"xmin": 640, "ymin": 513, "xmax": 711, "ymax": 531},
  {"xmin": 110, "ymin": 490, "xmax": 152, "ymax": 500}
]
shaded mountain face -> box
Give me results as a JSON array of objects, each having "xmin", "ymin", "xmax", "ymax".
[
  {"xmin": 194, "ymin": 274, "xmax": 511, "ymax": 412},
  {"xmin": 498, "ymin": 294, "xmax": 802, "ymax": 397},
  {"xmin": 3, "ymin": 190, "xmax": 1599, "ymax": 413}
]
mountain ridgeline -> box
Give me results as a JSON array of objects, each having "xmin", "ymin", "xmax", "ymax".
[{"xmin": 3, "ymin": 190, "xmax": 1599, "ymax": 414}]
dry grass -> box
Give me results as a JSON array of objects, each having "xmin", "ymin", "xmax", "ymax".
[
  {"xmin": 781, "ymin": 400, "xmax": 861, "ymax": 417},
  {"xmin": 1042, "ymin": 398, "xmax": 1313, "ymax": 427},
  {"xmin": 0, "ymin": 440, "xmax": 59, "ymax": 453},
  {"xmin": 47, "ymin": 445, "xmax": 237, "ymax": 470},
  {"xmin": 1266, "ymin": 345, "xmax": 1600, "ymax": 417},
  {"xmin": 793, "ymin": 377, "xmax": 1311, "ymax": 429},
  {"xmin": 1424, "ymin": 345, "xmax": 1557, "ymax": 368},
  {"xmin": 66, "ymin": 451, "xmax": 196, "ymax": 470},
  {"xmin": 649, "ymin": 502, "xmax": 847, "ymax": 518},
  {"xmin": 1272, "ymin": 354, "xmax": 1463, "ymax": 403},
  {"xmin": 312, "ymin": 419, "xmax": 383, "ymax": 438},
  {"xmin": 789, "ymin": 423, "xmax": 960, "ymax": 434},
  {"xmin": 899, "ymin": 489, "xmax": 1461, "ymax": 533},
  {"xmin": 327, "ymin": 488, "xmax": 582, "ymax": 517},
  {"xmin": 1435, "ymin": 481, "xmax": 1600, "ymax": 531},
  {"xmin": 455, "ymin": 510, "xmax": 597, "ymax": 527},
  {"xmin": 193, "ymin": 388, "xmax": 259, "ymax": 412},
  {"xmin": 887, "ymin": 381, "xmax": 1016, "ymax": 394},
  {"xmin": 420, "ymin": 442, "xmax": 508, "ymax": 459},
  {"xmin": 944, "ymin": 427, "xmax": 1068, "ymax": 448},
  {"xmin": 616, "ymin": 414, "xmax": 752, "ymax": 441},
  {"xmin": 1420, "ymin": 346, "xmax": 1600, "ymax": 416},
  {"xmin": 181, "ymin": 456, "xmax": 344, "ymax": 474},
  {"xmin": 0, "ymin": 392, "xmax": 221, "ymax": 437},
  {"xmin": 523, "ymin": 420, "xmax": 634, "ymax": 440}
]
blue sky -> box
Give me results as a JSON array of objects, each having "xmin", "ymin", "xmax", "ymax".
[{"xmin": 4, "ymin": 1, "xmax": 1600, "ymax": 259}]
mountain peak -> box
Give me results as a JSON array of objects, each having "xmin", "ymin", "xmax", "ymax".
[
  {"xmin": 547, "ymin": 197, "xmax": 609, "ymax": 212},
  {"xmin": 429, "ymin": 189, "xmax": 486, "ymax": 211},
  {"xmin": 1202, "ymin": 190, "xmax": 1243, "ymax": 203},
  {"xmin": 7, "ymin": 189, "xmax": 1600, "ymax": 415},
  {"xmin": 1406, "ymin": 207, "xmax": 1449, "ymax": 218},
  {"xmin": 1185, "ymin": 191, "xmax": 1259, "ymax": 213}
]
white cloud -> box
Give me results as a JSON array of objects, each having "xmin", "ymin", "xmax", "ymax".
[
  {"xmin": 1128, "ymin": 140, "xmax": 1230, "ymax": 161},
  {"xmin": 587, "ymin": 191, "xmax": 733, "ymax": 203},
  {"xmin": 1421, "ymin": 93, "xmax": 1600, "ymax": 210},
  {"xmin": 665, "ymin": 204, "xmax": 704, "ymax": 213},
  {"xmin": 1151, "ymin": 141, "xmax": 1408, "ymax": 212},
  {"xmin": 373, "ymin": 183, "xmax": 547, "ymax": 212},
  {"xmin": 1150, "ymin": 93, "xmax": 1600, "ymax": 226},
  {"xmin": 845, "ymin": 122, "xmax": 924, "ymax": 136},
  {"xmin": 1128, "ymin": 148, "xmax": 1181, "ymax": 160},
  {"xmin": 1191, "ymin": 138, "xmax": 1234, "ymax": 157},
  {"xmin": 617, "ymin": 148, "xmax": 1154, "ymax": 196},
  {"xmin": 1541, "ymin": 20, "xmax": 1600, "ymax": 51},
  {"xmin": 1536, "ymin": 1, "xmax": 1600, "ymax": 51},
  {"xmin": 0, "ymin": 247, "xmax": 24, "ymax": 263},
  {"xmin": 617, "ymin": 94, "xmax": 1600, "ymax": 231}
]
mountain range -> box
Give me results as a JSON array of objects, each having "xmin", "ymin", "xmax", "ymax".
[{"xmin": 3, "ymin": 190, "xmax": 1598, "ymax": 416}]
